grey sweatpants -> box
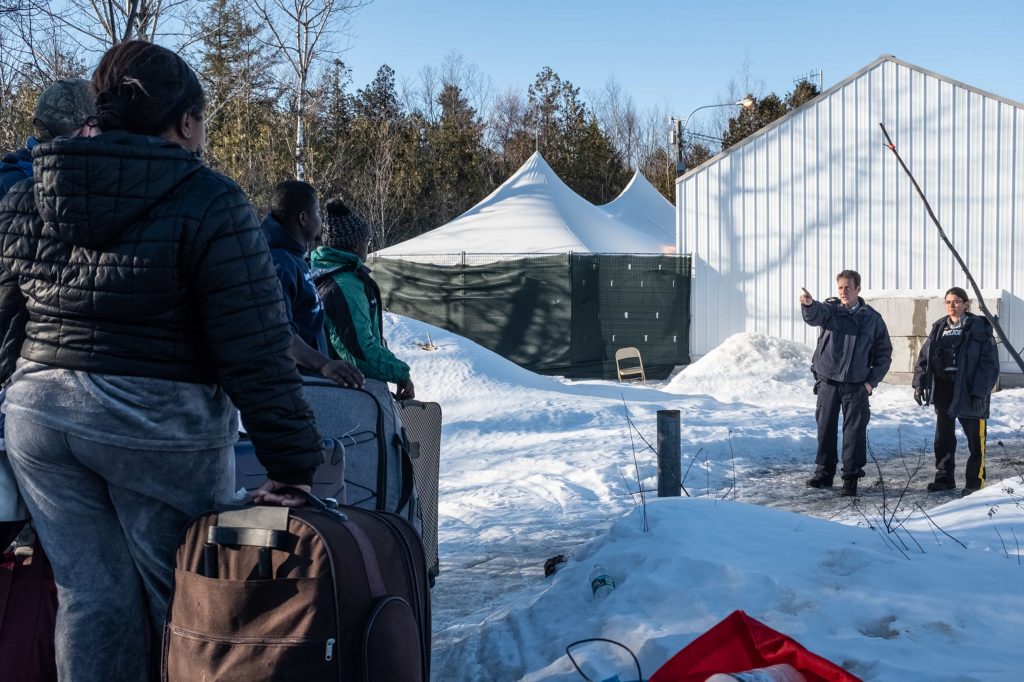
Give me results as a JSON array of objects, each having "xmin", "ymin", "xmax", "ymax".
[{"xmin": 6, "ymin": 414, "xmax": 234, "ymax": 682}]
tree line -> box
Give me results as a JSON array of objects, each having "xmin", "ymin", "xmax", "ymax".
[{"xmin": 0, "ymin": 0, "xmax": 819, "ymax": 249}]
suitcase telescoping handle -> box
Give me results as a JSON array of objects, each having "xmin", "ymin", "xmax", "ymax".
[
  {"xmin": 204, "ymin": 524, "xmax": 289, "ymax": 581},
  {"xmin": 202, "ymin": 492, "xmax": 349, "ymax": 580}
]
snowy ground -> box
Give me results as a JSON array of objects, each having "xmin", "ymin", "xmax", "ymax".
[{"xmin": 384, "ymin": 314, "xmax": 1024, "ymax": 681}]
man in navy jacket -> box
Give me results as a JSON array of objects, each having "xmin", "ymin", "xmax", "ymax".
[
  {"xmin": 261, "ymin": 180, "xmax": 363, "ymax": 388},
  {"xmin": 800, "ymin": 270, "xmax": 893, "ymax": 497}
]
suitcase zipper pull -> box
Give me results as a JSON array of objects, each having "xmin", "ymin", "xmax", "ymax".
[{"xmin": 325, "ymin": 637, "xmax": 335, "ymax": 662}]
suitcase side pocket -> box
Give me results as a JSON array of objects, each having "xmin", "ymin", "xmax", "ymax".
[
  {"xmin": 164, "ymin": 569, "xmax": 336, "ymax": 681},
  {"xmin": 362, "ymin": 596, "xmax": 423, "ymax": 681}
]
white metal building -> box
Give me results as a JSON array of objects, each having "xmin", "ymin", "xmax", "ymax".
[{"xmin": 677, "ymin": 54, "xmax": 1024, "ymax": 378}]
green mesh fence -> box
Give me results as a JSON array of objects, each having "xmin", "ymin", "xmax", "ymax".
[{"xmin": 371, "ymin": 253, "xmax": 691, "ymax": 380}]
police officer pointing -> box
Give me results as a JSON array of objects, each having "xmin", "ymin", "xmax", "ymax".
[{"xmin": 801, "ymin": 270, "xmax": 893, "ymax": 497}]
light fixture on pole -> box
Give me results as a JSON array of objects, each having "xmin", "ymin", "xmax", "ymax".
[{"xmin": 669, "ymin": 97, "xmax": 754, "ymax": 176}]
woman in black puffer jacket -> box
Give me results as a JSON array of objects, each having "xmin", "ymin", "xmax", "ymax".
[
  {"xmin": 912, "ymin": 287, "xmax": 1000, "ymax": 497},
  {"xmin": 0, "ymin": 41, "xmax": 322, "ymax": 680}
]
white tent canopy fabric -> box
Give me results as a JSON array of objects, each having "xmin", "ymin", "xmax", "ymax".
[
  {"xmin": 599, "ymin": 170, "xmax": 675, "ymax": 249},
  {"xmin": 375, "ymin": 152, "xmax": 674, "ymax": 257}
]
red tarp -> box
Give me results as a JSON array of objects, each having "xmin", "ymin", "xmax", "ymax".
[{"xmin": 650, "ymin": 610, "xmax": 861, "ymax": 682}]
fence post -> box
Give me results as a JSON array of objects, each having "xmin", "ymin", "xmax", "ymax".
[{"xmin": 657, "ymin": 410, "xmax": 681, "ymax": 497}]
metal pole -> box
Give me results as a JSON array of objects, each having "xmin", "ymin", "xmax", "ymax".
[
  {"xmin": 656, "ymin": 410, "xmax": 681, "ymax": 497},
  {"xmin": 879, "ymin": 123, "xmax": 1024, "ymax": 374}
]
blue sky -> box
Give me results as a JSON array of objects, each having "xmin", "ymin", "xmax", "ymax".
[{"xmin": 341, "ymin": 0, "xmax": 1024, "ymax": 120}]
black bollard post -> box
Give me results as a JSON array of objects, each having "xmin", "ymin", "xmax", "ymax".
[{"xmin": 657, "ymin": 410, "xmax": 681, "ymax": 497}]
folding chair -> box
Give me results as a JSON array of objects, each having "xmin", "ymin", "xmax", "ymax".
[{"xmin": 615, "ymin": 346, "xmax": 646, "ymax": 383}]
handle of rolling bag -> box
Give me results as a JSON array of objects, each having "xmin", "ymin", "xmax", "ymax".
[
  {"xmin": 202, "ymin": 491, "xmax": 350, "ymax": 580},
  {"xmin": 274, "ymin": 487, "xmax": 346, "ymax": 516}
]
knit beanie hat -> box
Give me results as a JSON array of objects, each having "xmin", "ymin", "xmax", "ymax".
[
  {"xmin": 34, "ymin": 78, "xmax": 96, "ymax": 142},
  {"xmin": 322, "ymin": 198, "xmax": 371, "ymax": 251}
]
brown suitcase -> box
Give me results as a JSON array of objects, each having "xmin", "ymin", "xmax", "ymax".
[{"xmin": 162, "ymin": 492, "xmax": 430, "ymax": 681}]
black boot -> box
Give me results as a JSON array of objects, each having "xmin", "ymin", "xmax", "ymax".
[
  {"xmin": 840, "ymin": 478, "xmax": 858, "ymax": 497},
  {"xmin": 927, "ymin": 478, "xmax": 956, "ymax": 492},
  {"xmin": 806, "ymin": 472, "xmax": 834, "ymax": 488}
]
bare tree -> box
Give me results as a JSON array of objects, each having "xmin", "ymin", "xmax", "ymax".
[
  {"xmin": 246, "ymin": 0, "xmax": 368, "ymax": 179},
  {"xmin": 356, "ymin": 122, "xmax": 405, "ymax": 246},
  {"xmin": 707, "ymin": 55, "xmax": 767, "ymax": 140},
  {"xmin": 0, "ymin": 0, "xmax": 30, "ymax": 15},
  {"xmin": 635, "ymin": 103, "xmax": 677, "ymax": 199},
  {"xmin": 17, "ymin": 0, "xmax": 198, "ymax": 48},
  {"xmin": 486, "ymin": 88, "xmax": 526, "ymax": 153},
  {"xmin": 1, "ymin": 8, "xmax": 87, "ymax": 82},
  {"xmin": 0, "ymin": 3, "xmax": 91, "ymax": 147},
  {"xmin": 402, "ymin": 64, "xmax": 439, "ymax": 124},
  {"xmin": 0, "ymin": 31, "xmax": 30, "ymax": 149},
  {"xmin": 592, "ymin": 75, "xmax": 640, "ymax": 170},
  {"xmin": 437, "ymin": 51, "xmax": 491, "ymax": 120},
  {"xmin": 405, "ymin": 52, "xmax": 492, "ymax": 130}
]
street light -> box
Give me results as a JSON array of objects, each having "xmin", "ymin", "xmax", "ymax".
[{"xmin": 669, "ymin": 97, "xmax": 754, "ymax": 175}]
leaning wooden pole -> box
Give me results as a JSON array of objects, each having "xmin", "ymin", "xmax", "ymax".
[{"xmin": 879, "ymin": 122, "xmax": 1024, "ymax": 374}]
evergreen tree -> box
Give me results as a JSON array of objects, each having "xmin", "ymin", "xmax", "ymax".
[
  {"xmin": 722, "ymin": 92, "xmax": 786, "ymax": 149},
  {"xmin": 525, "ymin": 66, "xmax": 628, "ymax": 204},
  {"xmin": 785, "ymin": 79, "xmax": 820, "ymax": 109},
  {"xmin": 346, "ymin": 65, "xmax": 417, "ymax": 248},
  {"xmin": 566, "ymin": 116, "xmax": 629, "ymax": 204},
  {"xmin": 197, "ymin": 0, "xmax": 288, "ymax": 209},
  {"xmin": 305, "ymin": 59, "xmax": 355, "ymax": 196},
  {"xmin": 722, "ymin": 80, "xmax": 821, "ymax": 150},
  {"xmin": 421, "ymin": 83, "xmax": 487, "ymax": 230},
  {"xmin": 354, "ymin": 64, "xmax": 403, "ymax": 122}
]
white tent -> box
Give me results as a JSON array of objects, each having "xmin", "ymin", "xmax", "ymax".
[
  {"xmin": 375, "ymin": 152, "xmax": 671, "ymax": 257},
  {"xmin": 599, "ymin": 170, "xmax": 675, "ymax": 250}
]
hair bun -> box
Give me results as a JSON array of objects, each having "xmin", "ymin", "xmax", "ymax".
[{"xmin": 90, "ymin": 40, "xmax": 205, "ymax": 138}]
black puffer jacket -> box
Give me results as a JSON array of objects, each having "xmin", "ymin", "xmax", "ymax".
[{"xmin": 0, "ymin": 132, "xmax": 322, "ymax": 484}]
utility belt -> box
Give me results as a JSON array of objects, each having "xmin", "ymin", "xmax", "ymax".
[
  {"xmin": 812, "ymin": 376, "xmax": 862, "ymax": 395},
  {"xmin": 821, "ymin": 378, "xmax": 860, "ymax": 387}
]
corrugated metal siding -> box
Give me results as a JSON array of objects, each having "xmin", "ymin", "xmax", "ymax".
[{"xmin": 678, "ymin": 57, "xmax": 1024, "ymax": 373}]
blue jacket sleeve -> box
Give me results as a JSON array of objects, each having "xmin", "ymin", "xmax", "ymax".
[
  {"xmin": 269, "ymin": 251, "xmax": 299, "ymax": 335},
  {"xmin": 802, "ymin": 300, "xmax": 831, "ymax": 327}
]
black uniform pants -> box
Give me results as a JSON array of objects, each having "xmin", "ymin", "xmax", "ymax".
[
  {"xmin": 932, "ymin": 377, "xmax": 986, "ymax": 489},
  {"xmin": 814, "ymin": 380, "xmax": 870, "ymax": 480}
]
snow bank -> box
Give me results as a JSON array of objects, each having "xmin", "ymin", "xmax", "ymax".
[
  {"xmin": 459, "ymin": 490, "xmax": 1024, "ymax": 681},
  {"xmin": 664, "ymin": 332, "xmax": 815, "ymax": 405}
]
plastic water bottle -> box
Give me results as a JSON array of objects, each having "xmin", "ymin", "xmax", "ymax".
[
  {"xmin": 705, "ymin": 663, "xmax": 806, "ymax": 682},
  {"xmin": 589, "ymin": 564, "xmax": 615, "ymax": 598}
]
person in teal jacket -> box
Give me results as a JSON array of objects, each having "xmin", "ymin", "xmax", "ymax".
[{"xmin": 311, "ymin": 198, "xmax": 415, "ymax": 400}]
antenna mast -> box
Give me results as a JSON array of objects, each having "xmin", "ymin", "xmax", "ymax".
[{"xmin": 793, "ymin": 69, "xmax": 823, "ymax": 90}]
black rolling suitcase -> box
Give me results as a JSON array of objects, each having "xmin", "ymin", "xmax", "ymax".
[{"xmin": 162, "ymin": 492, "xmax": 430, "ymax": 681}]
